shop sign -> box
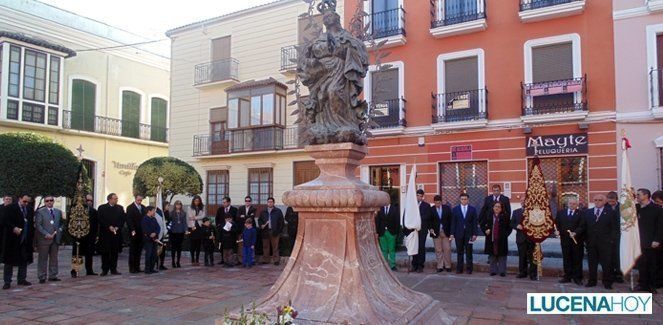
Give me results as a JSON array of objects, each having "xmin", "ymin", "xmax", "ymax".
[
  {"xmin": 526, "ymin": 133, "xmax": 588, "ymax": 156},
  {"xmin": 451, "ymin": 145, "xmax": 472, "ymax": 161},
  {"xmin": 112, "ymin": 161, "xmax": 139, "ymax": 176}
]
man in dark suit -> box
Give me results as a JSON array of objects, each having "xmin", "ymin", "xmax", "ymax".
[
  {"xmin": 71, "ymin": 194, "xmax": 98, "ymax": 276},
  {"xmin": 0, "ymin": 195, "xmax": 13, "ymax": 264},
  {"xmin": 408, "ymin": 189, "xmax": 432, "ymax": 273},
  {"xmin": 430, "ymin": 195, "xmax": 452, "ymax": 273},
  {"xmin": 216, "ymin": 197, "xmax": 238, "ymax": 264},
  {"xmin": 511, "ymin": 197, "xmax": 536, "ymax": 280},
  {"xmin": 653, "ymin": 190, "xmax": 663, "ymax": 289},
  {"xmin": 634, "ymin": 189, "xmax": 663, "ymax": 293},
  {"xmin": 258, "ymin": 197, "xmax": 284, "ymax": 265},
  {"xmin": 480, "ymin": 185, "xmax": 511, "ymax": 228},
  {"xmin": 98, "ymin": 193, "xmax": 126, "ymax": 276},
  {"xmin": 237, "ymin": 196, "xmax": 258, "ymax": 262},
  {"xmin": 606, "ymin": 191, "xmax": 624, "ymax": 283},
  {"xmin": 577, "ymin": 194, "xmax": 618, "ymax": 289},
  {"xmin": 2, "ymin": 194, "xmax": 34, "ymax": 289},
  {"xmin": 376, "ymin": 202, "xmax": 400, "ymax": 271},
  {"xmin": 126, "ymin": 195, "xmax": 146, "ymax": 274},
  {"xmin": 554, "ymin": 197, "xmax": 584, "ymax": 285},
  {"xmin": 450, "ymin": 193, "xmax": 478, "ymax": 274}
]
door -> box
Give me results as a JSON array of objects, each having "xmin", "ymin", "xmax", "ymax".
[
  {"xmin": 370, "ymin": 165, "xmax": 401, "ymax": 205},
  {"xmin": 211, "ymin": 36, "xmax": 231, "ymax": 81},
  {"xmin": 371, "ymin": 68, "xmax": 399, "ymax": 127},
  {"xmin": 531, "ymin": 42, "xmax": 574, "ymax": 112},
  {"xmin": 371, "ymin": 0, "xmax": 399, "ymax": 38},
  {"xmin": 121, "ymin": 91, "xmax": 141, "ymax": 138},
  {"xmin": 71, "ymin": 79, "xmax": 95, "ymax": 132},
  {"xmin": 445, "ymin": 0, "xmax": 477, "ymax": 23},
  {"xmin": 293, "ymin": 161, "xmax": 320, "ymax": 186},
  {"xmin": 657, "ymin": 34, "xmax": 663, "ymax": 106},
  {"xmin": 210, "ymin": 122, "xmax": 228, "ymax": 155}
]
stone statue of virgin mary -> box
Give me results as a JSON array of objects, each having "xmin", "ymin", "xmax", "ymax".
[{"xmin": 298, "ymin": 0, "xmax": 369, "ymax": 146}]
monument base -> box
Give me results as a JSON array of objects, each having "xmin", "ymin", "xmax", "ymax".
[{"xmin": 224, "ymin": 143, "xmax": 453, "ymax": 324}]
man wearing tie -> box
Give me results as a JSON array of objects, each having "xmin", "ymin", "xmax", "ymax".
[
  {"xmin": 259, "ymin": 197, "xmax": 284, "ymax": 265},
  {"xmin": 633, "ymin": 189, "xmax": 663, "ymax": 293},
  {"xmin": 450, "ymin": 193, "xmax": 478, "ymax": 274},
  {"xmin": 554, "ymin": 198, "xmax": 584, "ymax": 285},
  {"xmin": 430, "ymin": 195, "xmax": 452, "ymax": 273},
  {"xmin": 511, "ymin": 197, "xmax": 536, "ymax": 280},
  {"xmin": 577, "ymin": 194, "xmax": 618, "ymax": 289},
  {"xmin": 479, "ymin": 185, "xmax": 511, "ymax": 227},
  {"xmin": 98, "ymin": 193, "xmax": 126, "ymax": 276},
  {"xmin": 126, "ymin": 195, "xmax": 146, "ymax": 274},
  {"xmin": 216, "ymin": 197, "xmax": 238, "ymax": 264},
  {"xmin": 2, "ymin": 194, "xmax": 35, "ymax": 289},
  {"xmin": 409, "ymin": 189, "xmax": 432, "ymax": 273},
  {"xmin": 375, "ymin": 201, "xmax": 400, "ymax": 271},
  {"xmin": 35, "ymin": 196, "xmax": 63, "ymax": 283},
  {"xmin": 237, "ymin": 196, "xmax": 257, "ymax": 262}
]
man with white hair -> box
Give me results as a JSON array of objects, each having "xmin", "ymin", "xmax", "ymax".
[
  {"xmin": 554, "ymin": 197, "xmax": 583, "ymax": 285},
  {"xmin": 578, "ymin": 194, "xmax": 618, "ymax": 289}
]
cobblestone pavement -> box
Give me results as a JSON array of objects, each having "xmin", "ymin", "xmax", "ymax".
[{"xmin": 0, "ymin": 249, "xmax": 661, "ymax": 324}]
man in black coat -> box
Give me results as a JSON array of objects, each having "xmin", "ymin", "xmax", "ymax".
[
  {"xmin": 376, "ymin": 202, "xmax": 400, "ymax": 271},
  {"xmin": 511, "ymin": 197, "xmax": 537, "ymax": 280},
  {"xmin": 126, "ymin": 195, "xmax": 145, "ymax": 274},
  {"xmin": 479, "ymin": 184, "xmax": 511, "ymax": 228},
  {"xmin": 408, "ymin": 189, "xmax": 432, "ymax": 273},
  {"xmin": 430, "ymin": 195, "xmax": 452, "ymax": 273},
  {"xmin": 606, "ymin": 191, "xmax": 624, "ymax": 283},
  {"xmin": 554, "ymin": 197, "xmax": 584, "ymax": 285},
  {"xmin": 2, "ymin": 194, "xmax": 34, "ymax": 289},
  {"xmin": 258, "ymin": 197, "xmax": 284, "ymax": 265},
  {"xmin": 237, "ymin": 196, "xmax": 258, "ymax": 262},
  {"xmin": 577, "ymin": 194, "xmax": 618, "ymax": 289},
  {"xmin": 216, "ymin": 197, "xmax": 238, "ymax": 264},
  {"xmin": 0, "ymin": 195, "xmax": 14, "ymax": 264},
  {"xmin": 653, "ymin": 190, "xmax": 663, "ymax": 288},
  {"xmin": 634, "ymin": 189, "xmax": 663, "ymax": 293},
  {"xmin": 71, "ymin": 194, "xmax": 99, "ymax": 276},
  {"xmin": 98, "ymin": 193, "xmax": 126, "ymax": 276},
  {"xmin": 285, "ymin": 206, "xmax": 299, "ymax": 250}
]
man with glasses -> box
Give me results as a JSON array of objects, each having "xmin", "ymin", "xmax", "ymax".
[
  {"xmin": 71, "ymin": 194, "xmax": 99, "ymax": 276},
  {"xmin": 2, "ymin": 194, "xmax": 35, "ymax": 289},
  {"xmin": 578, "ymin": 194, "xmax": 618, "ymax": 289},
  {"xmin": 35, "ymin": 196, "xmax": 63, "ymax": 283},
  {"xmin": 634, "ymin": 189, "xmax": 663, "ymax": 293},
  {"xmin": 237, "ymin": 196, "xmax": 257, "ymax": 262}
]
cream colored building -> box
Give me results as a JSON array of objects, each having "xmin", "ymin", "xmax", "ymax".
[
  {"xmin": 166, "ymin": 0, "xmax": 343, "ymax": 214},
  {"xmin": 0, "ymin": 0, "xmax": 170, "ymax": 208}
]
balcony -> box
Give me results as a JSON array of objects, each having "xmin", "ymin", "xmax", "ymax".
[
  {"xmin": 431, "ymin": 89, "xmax": 488, "ymax": 130},
  {"xmin": 192, "ymin": 126, "xmax": 302, "ymax": 157},
  {"xmin": 193, "ymin": 58, "xmax": 239, "ymax": 87},
  {"xmin": 363, "ymin": 7, "xmax": 406, "ymax": 49},
  {"xmin": 280, "ymin": 45, "xmax": 298, "ymax": 74},
  {"xmin": 430, "ymin": 0, "xmax": 487, "ymax": 38},
  {"xmin": 648, "ymin": 68, "xmax": 663, "ymax": 118},
  {"xmin": 521, "ymin": 75, "xmax": 587, "ymax": 123},
  {"xmin": 519, "ymin": 0, "xmax": 585, "ymax": 23},
  {"xmin": 62, "ymin": 110, "xmax": 168, "ymax": 143},
  {"xmin": 370, "ymin": 98, "xmax": 406, "ymax": 134}
]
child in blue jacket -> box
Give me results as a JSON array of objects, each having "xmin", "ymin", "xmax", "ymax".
[{"xmin": 242, "ymin": 218, "xmax": 257, "ymax": 268}]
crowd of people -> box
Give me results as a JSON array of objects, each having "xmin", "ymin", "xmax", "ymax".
[
  {"xmin": 376, "ymin": 185, "xmax": 663, "ymax": 293},
  {"xmin": 0, "ymin": 193, "xmax": 298, "ymax": 290}
]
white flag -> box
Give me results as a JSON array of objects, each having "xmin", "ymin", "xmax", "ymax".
[
  {"xmin": 403, "ymin": 165, "xmax": 421, "ymax": 256},
  {"xmin": 155, "ymin": 180, "xmax": 167, "ymax": 240},
  {"xmin": 619, "ymin": 137, "xmax": 641, "ymax": 275}
]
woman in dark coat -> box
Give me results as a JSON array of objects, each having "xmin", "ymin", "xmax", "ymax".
[{"xmin": 481, "ymin": 202, "xmax": 511, "ymax": 276}]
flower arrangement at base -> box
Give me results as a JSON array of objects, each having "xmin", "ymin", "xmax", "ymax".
[{"xmin": 276, "ymin": 301, "xmax": 298, "ymax": 325}]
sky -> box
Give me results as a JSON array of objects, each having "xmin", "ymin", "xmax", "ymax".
[{"xmin": 39, "ymin": 0, "xmax": 278, "ymax": 39}]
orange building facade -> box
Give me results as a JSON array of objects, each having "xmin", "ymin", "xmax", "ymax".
[{"xmin": 345, "ymin": 0, "xmax": 617, "ymax": 210}]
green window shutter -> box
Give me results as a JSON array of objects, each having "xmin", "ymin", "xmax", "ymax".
[
  {"xmin": 71, "ymin": 79, "xmax": 96, "ymax": 132},
  {"xmin": 122, "ymin": 91, "xmax": 141, "ymax": 138},
  {"xmin": 150, "ymin": 97, "xmax": 167, "ymax": 142}
]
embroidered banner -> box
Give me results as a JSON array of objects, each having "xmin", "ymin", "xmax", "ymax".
[{"xmin": 521, "ymin": 157, "xmax": 555, "ymax": 243}]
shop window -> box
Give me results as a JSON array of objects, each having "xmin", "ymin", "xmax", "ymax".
[{"xmin": 439, "ymin": 161, "xmax": 488, "ymax": 207}]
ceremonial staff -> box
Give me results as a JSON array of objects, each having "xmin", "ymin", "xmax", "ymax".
[{"xmin": 68, "ymin": 145, "xmax": 91, "ymax": 278}]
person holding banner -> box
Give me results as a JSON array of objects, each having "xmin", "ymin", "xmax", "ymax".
[
  {"xmin": 410, "ymin": 189, "xmax": 432, "ymax": 273},
  {"xmin": 634, "ymin": 189, "xmax": 663, "ymax": 293},
  {"xmin": 450, "ymin": 193, "xmax": 478, "ymax": 274}
]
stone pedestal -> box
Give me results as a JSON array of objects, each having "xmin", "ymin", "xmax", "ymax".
[{"xmin": 251, "ymin": 143, "xmax": 453, "ymax": 324}]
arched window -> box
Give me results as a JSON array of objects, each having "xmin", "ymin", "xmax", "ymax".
[
  {"xmin": 71, "ymin": 79, "xmax": 96, "ymax": 132},
  {"xmin": 150, "ymin": 97, "xmax": 167, "ymax": 142},
  {"xmin": 121, "ymin": 90, "xmax": 141, "ymax": 138}
]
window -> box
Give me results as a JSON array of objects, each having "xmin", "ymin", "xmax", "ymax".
[
  {"xmin": 228, "ymin": 99, "xmax": 238, "ymax": 129},
  {"xmin": 7, "ymin": 100, "xmax": 18, "ymax": 120},
  {"xmin": 251, "ymin": 96, "xmax": 261, "ymax": 126},
  {"xmin": 207, "ymin": 170, "xmax": 229, "ymax": 216},
  {"xmin": 8, "ymin": 45, "xmax": 20, "ymax": 98},
  {"xmin": 439, "ymin": 161, "xmax": 487, "ymax": 208},
  {"xmin": 82, "ymin": 159, "xmax": 96, "ymax": 198},
  {"xmin": 0, "ymin": 45, "xmax": 3, "ymax": 93},
  {"xmin": 248, "ymin": 168, "xmax": 273, "ymax": 205},
  {"xmin": 21, "ymin": 102, "xmax": 45, "ymax": 123},
  {"xmin": 228, "ymin": 94, "xmax": 282, "ymax": 128},
  {"xmin": 48, "ymin": 57, "xmax": 60, "ymax": 105},
  {"xmin": 370, "ymin": 165, "xmax": 401, "ymax": 205},
  {"xmin": 121, "ymin": 90, "xmax": 141, "ymax": 138},
  {"xmin": 23, "ymin": 49, "xmax": 47, "ymax": 102},
  {"xmin": 365, "ymin": 61, "xmax": 405, "ymax": 129},
  {"xmin": 71, "ymin": 79, "xmax": 96, "ymax": 132},
  {"xmin": 280, "ymin": 96, "xmax": 287, "ymax": 125},
  {"xmin": 150, "ymin": 97, "xmax": 168, "ymax": 142},
  {"xmin": 369, "ymin": 0, "xmax": 403, "ymax": 39},
  {"xmin": 528, "ymin": 156, "xmax": 587, "ymax": 213},
  {"xmin": 240, "ymin": 98, "xmax": 250, "ymax": 128},
  {"xmin": 47, "ymin": 107, "xmax": 58, "ymax": 126},
  {"xmin": 262, "ymin": 94, "xmax": 274, "ymax": 125}
]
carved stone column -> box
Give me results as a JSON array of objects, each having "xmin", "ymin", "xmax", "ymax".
[{"xmin": 252, "ymin": 143, "xmax": 453, "ymax": 324}]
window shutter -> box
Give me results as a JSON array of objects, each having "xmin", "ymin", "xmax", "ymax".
[
  {"xmin": 532, "ymin": 42, "xmax": 573, "ymax": 83},
  {"xmin": 211, "ymin": 36, "xmax": 231, "ymax": 61},
  {"xmin": 657, "ymin": 34, "xmax": 663, "ymax": 68},
  {"xmin": 445, "ymin": 56, "xmax": 478, "ymax": 93},
  {"xmin": 371, "ymin": 68, "xmax": 399, "ymax": 103}
]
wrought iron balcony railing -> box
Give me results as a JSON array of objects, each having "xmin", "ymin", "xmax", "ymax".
[
  {"xmin": 432, "ymin": 89, "xmax": 487, "ymax": 123},
  {"xmin": 431, "ymin": 0, "xmax": 486, "ymax": 28},
  {"xmin": 519, "ymin": 0, "xmax": 582, "ymax": 11},
  {"xmin": 281, "ymin": 45, "xmax": 298, "ymax": 71},
  {"xmin": 370, "ymin": 98, "xmax": 406, "ymax": 129},
  {"xmin": 521, "ymin": 75, "xmax": 587, "ymax": 116},
  {"xmin": 63, "ymin": 110, "xmax": 167, "ymax": 143},
  {"xmin": 364, "ymin": 7, "xmax": 406, "ymax": 40},
  {"xmin": 193, "ymin": 58, "xmax": 239, "ymax": 85},
  {"xmin": 192, "ymin": 126, "xmax": 302, "ymax": 157}
]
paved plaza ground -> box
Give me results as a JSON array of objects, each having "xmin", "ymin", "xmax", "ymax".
[{"xmin": 0, "ymin": 248, "xmax": 661, "ymax": 324}]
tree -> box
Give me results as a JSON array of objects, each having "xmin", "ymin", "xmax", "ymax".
[
  {"xmin": 0, "ymin": 132, "xmax": 80, "ymax": 198},
  {"xmin": 133, "ymin": 157, "xmax": 203, "ymax": 202}
]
